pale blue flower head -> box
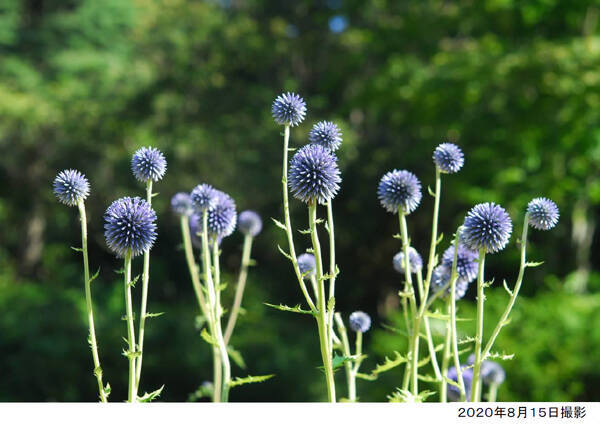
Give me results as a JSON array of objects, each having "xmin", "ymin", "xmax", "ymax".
[
  {"xmin": 460, "ymin": 203, "xmax": 512, "ymax": 254},
  {"xmin": 288, "ymin": 144, "xmax": 341, "ymax": 205},
  {"xmin": 433, "ymin": 143, "xmax": 464, "ymax": 174},
  {"xmin": 377, "ymin": 170, "xmax": 422, "ymax": 214},
  {"xmin": 104, "ymin": 197, "xmax": 157, "ymax": 257},
  {"xmin": 527, "ymin": 197, "xmax": 559, "ymax": 231},
  {"xmin": 191, "ymin": 183, "xmax": 218, "ymax": 212},
  {"xmin": 189, "ymin": 213, "xmax": 202, "ymax": 248},
  {"xmin": 272, "ymin": 92, "xmax": 307, "ymax": 127},
  {"xmin": 238, "ymin": 210, "xmax": 263, "ymax": 237},
  {"xmin": 447, "ymin": 365, "xmax": 473, "ymax": 401},
  {"xmin": 442, "ymin": 245, "xmax": 479, "ymax": 283},
  {"xmin": 297, "ymin": 253, "xmax": 316, "ymax": 278},
  {"xmin": 309, "ymin": 121, "xmax": 342, "ymax": 151},
  {"xmin": 207, "ymin": 190, "xmax": 237, "ymax": 240},
  {"xmin": 171, "ymin": 192, "xmax": 193, "ymax": 216},
  {"xmin": 53, "ymin": 169, "xmax": 90, "ymax": 207},
  {"xmin": 392, "ymin": 247, "xmax": 423, "ymax": 274},
  {"xmin": 430, "ymin": 265, "xmax": 470, "ymax": 300},
  {"xmin": 349, "ymin": 311, "xmax": 371, "ymax": 333},
  {"xmin": 131, "ymin": 147, "xmax": 167, "ymax": 183}
]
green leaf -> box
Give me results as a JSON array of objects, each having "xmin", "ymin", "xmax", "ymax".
[
  {"xmin": 485, "ymin": 351, "xmax": 515, "ymax": 361},
  {"xmin": 276, "ymin": 245, "xmax": 292, "ymax": 261},
  {"xmin": 526, "ymin": 261, "xmax": 544, "ymax": 268},
  {"xmin": 228, "ymin": 346, "xmax": 247, "ymax": 370},
  {"xmin": 228, "ymin": 374, "xmax": 275, "ymax": 388},
  {"xmin": 271, "ymin": 218, "xmax": 287, "ymax": 231},
  {"xmin": 428, "ymin": 185, "xmax": 435, "ymax": 197},
  {"xmin": 200, "ymin": 328, "xmax": 218, "ymax": 346},
  {"xmin": 314, "ymin": 218, "xmax": 325, "ymax": 225},
  {"xmin": 151, "ymin": 192, "xmax": 159, "ymax": 198},
  {"xmin": 103, "ymin": 383, "xmax": 111, "ymax": 398},
  {"xmin": 145, "ymin": 312, "xmax": 165, "ymax": 319},
  {"xmin": 418, "ymin": 374, "xmax": 440, "ymax": 383},
  {"xmin": 381, "ymin": 323, "xmax": 408, "ymax": 337},
  {"xmin": 370, "ymin": 351, "xmax": 408, "ymax": 376},
  {"xmin": 356, "ymin": 372, "xmax": 378, "ymax": 381},
  {"xmin": 387, "ymin": 388, "xmax": 433, "ymax": 403},
  {"xmin": 263, "ymin": 303, "xmax": 315, "ymax": 315},
  {"xmin": 217, "ymin": 283, "xmax": 227, "ymax": 292},
  {"xmin": 71, "ymin": 246, "xmax": 83, "ymax": 253},
  {"xmin": 331, "ymin": 354, "xmax": 353, "ymax": 370},
  {"xmin": 128, "ymin": 274, "xmax": 140, "ymax": 288},
  {"xmin": 503, "ymin": 279, "xmax": 513, "ymax": 296},
  {"xmin": 137, "ymin": 385, "xmax": 164, "ymax": 402},
  {"xmin": 88, "ymin": 268, "xmax": 100, "ymax": 285},
  {"xmin": 458, "ymin": 336, "xmax": 477, "ymax": 345},
  {"xmin": 327, "ymin": 297, "xmax": 335, "ymax": 314},
  {"xmin": 298, "ymin": 228, "xmax": 311, "ymax": 235}
]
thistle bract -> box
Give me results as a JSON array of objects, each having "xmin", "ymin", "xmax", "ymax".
[
  {"xmin": 433, "ymin": 143, "xmax": 464, "ymax": 174},
  {"xmin": 171, "ymin": 192, "xmax": 193, "ymax": 216},
  {"xmin": 131, "ymin": 147, "xmax": 167, "ymax": 183},
  {"xmin": 53, "ymin": 169, "xmax": 90, "ymax": 207},
  {"xmin": 207, "ymin": 190, "xmax": 237, "ymax": 240},
  {"xmin": 297, "ymin": 253, "xmax": 316, "ymax": 278},
  {"xmin": 104, "ymin": 197, "xmax": 157, "ymax": 257},
  {"xmin": 191, "ymin": 183, "xmax": 218, "ymax": 212},
  {"xmin": 442, "ymin": 245, "xmax": 479, "ymax": 283},
  {"xmin": 392, "ymin": 247, "xmax": 423, "ymax": 274},
  {"xmin": 377, "ymin": 170, "xmax": 422, "ymax": 214},
  {"xmin": 288, "ymin": 143, "xmax": 341, "ymax": 205},
  {"xmin": 460, "ymin": 202, "xmax": 512, "ymax": 254},
  {"xmin": 308, "ymin": 121, "xmax": 342, "ymax": 152},
  {"xmin": 272, "ymin": 92, "xmax": 307, "ymax": 127},
  {"xmin": 527, "ymin": 197, "xmax": 559, "ymax": 231},
  {"xmin": 349, "ymin": 311, "xmax": 371, "ymax": 333},
  {"xmin": 447, "ymin": 366, "xmax": 473, "ymax": 401},
  {"xmin": 238, "ymin": 210, "xmax": 263, "ymax": 237}
]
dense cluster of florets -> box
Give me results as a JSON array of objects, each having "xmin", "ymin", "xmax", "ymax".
[
  {"xmin": 272, "ymin": 92, "xmax": 307, "ymax": 127},
  {"xmin": 461, "ymin": 203, "xmax": 513, "ymax": 254},
  {"xmin": 104, "ymin": 197, "xmax": 157, "ymax": 257},
  {"xmin": 191, "ymin": 184, "xmax": 218, "ymax": 212},
  {"xmin": 392, "ymin": 247, "xmax": 423, "ymax": 274},
  {"xmin": 441, "ymin": 245, "xmax": 479, "ymax": 283},
  {"xmin": 238, "ymin": 210, "xmax": 263, "ymax": 237},
  {"xmin": 433, "ymin": 143, "xmax": 464, "ymax": 174},
  {"xmin": 297, "ymin": 253, "xmax": 316, "ymax": 278},
  {"xmin": 527, "ymin": 198, "xmax": 559, "ymax": 231},
  {"xmin": 288, "ymin": 144, "xmax": 341, "ymax": 205},
  {"xmin": 308, "ymin": 121, "xmax": 342, "ymax": 152},
  {"xmin": 131, "ymin": 147, "xmax": 167, "ymax": 183},
  {"xmin": 207, "ymin": 191, "xmax": 237, "ymax": 240},
  {"xmin": 447, "ymin": 366, "xmax": 473, "ymax": 401},
  {"xmin": 349, "ymin": 311, "xmax": 371, "ymax": 333},
  {"xmin": 53, "ymin": 169, "xmax": 90, "ymax": 207},
  {"xmin": 377, "ymin": 170, "xmax": 422, "ymax": 214},
  {"xmin": 171, "ymin": 192, "xmax": 193, "ymax": 216},
  {"xmin": 431, "ymin": 265, "xmax": 470, "ymax": 299}
]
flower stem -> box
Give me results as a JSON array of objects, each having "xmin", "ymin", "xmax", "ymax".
[
  {"xmin": 308, "ymin": 202, "xmax": 336, "ymax": 402},
  {"xmin": 179, "ymin": 216, "xmax": 210, "ymax": 319},
  {"xmin": 424, "ymin": 168, "xmax": 442, "ymax": 296},
  {"xmin": 135, "ymin": 180, "xmax": 153, "ymax": 392},
  {"xmin": 224, "ymin": 233, "xmax": 254, "ymax": 345},
  {"xmin": 449, "ymin": 229, "xmax": 466, "ymax": 400},
  {"xmin": 487, "ymin": 383, "xmax": 499, "ymax": 402},
  {"xmin": 334, "ymin": 313, "xmax": 355, "ymax": 401},
  {"xmin": 212, "ymin": 241, "xmax": 232, "ymax": 402},
  {"xmin": 123, "ymin": 250, "xmax": 137, "ymax": 403},
  {"xmin": 77, "ymin": 200, "xmax": 107, "ymax": 402},
  {"xmin": 471, "ymin": 248, "xmax": 487, "ymax": 402},
  {"xmin": 417, "ymin": 272, "xmax": 442, "ymax": 381},
  {"xmin": 439, "ymin": 297, "xmax": 452, "ymax": 402},
  {"xmin": 326, "ymin": 200, "xmax": 336, "ymax": 353}
]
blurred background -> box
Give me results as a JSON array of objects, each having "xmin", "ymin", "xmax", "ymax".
[{"xmin": 0, "ymin": 0, "xmax": 599, "ymax": 402}]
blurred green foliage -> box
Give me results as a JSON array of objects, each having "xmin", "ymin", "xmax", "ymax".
[{"xmin": 0, "ymin": 0, "xmax": 598, "ymax": 401}]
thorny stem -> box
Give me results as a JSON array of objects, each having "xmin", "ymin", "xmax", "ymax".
[
  {"xmin": 309, "ymin": 202, "xmax": 336, "ymax": 402},
  {"xmin": 123, "ymin": 250, "xmax": 137, "ymax": 403},
  {"xmin": 471, "ymin": 249, "xmax": 487, "ymax": 402},
  {"xmin": 449, "ymin": 229, "xmax": 467, "ymax": 400},
  {"xmin": 212, "ymin": 241, "xmax": 231, "ymax": 402},
  {"xmin": 77, "ymin": 200, "xmax": 107, "ymax": 402},
  {"xmin": 439, "ymin": 297, "xmax": 452, "ymax": 402}
]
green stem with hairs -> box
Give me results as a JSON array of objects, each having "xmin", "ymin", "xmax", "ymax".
[
  {"xmin": 334, "ymin": 313, "xmax": 355, "ymax": 401},
  {"xmin": 123, "ymin": 250, "xmax": 137, "ymax": 403},
  {"xmin": 471, "ymin": 249, "xmax": 487, "ymax": 402},
  {"xmin": 326, "ymin": 200, "xmax": 336, "ymax": 356},
  {"xmin": 449, "ymin": 229, "xmax": 466, "ymax": 400},
  {"xmin": 439, "ymin": 297, "xmax": 452, "ymax": 402},
  {"xmin": 424, "ymin": 168, "xmax": 442, "ymax": 296},
  {"xmin": 212, "ymin": 241, "xmax": 231, "ymax": 402},
  {"xmin": 417, "ymin": 272, "xmax": 442, "ymax": 381}
]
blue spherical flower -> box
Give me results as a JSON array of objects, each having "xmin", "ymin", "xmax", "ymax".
[
  {"xmin": 460, "ymin": 203, "xmax": 513, "ymax": 254},
  {"xmin": 377, "ymin": 170, "xmax": 422, "ymax": 214},
  {"xmin": 288, "ymin": 143, "xmax": 341, "ymax": 205},
  {"xmin": 442, "ymin": 245, "xmax": 479, "ymax": 283},
  {"xmin": 297, "ymin": 253, "xmax": 316, "ymax": 278},
  {"xmin": 104, "ymin": 197, "xmax": 157, "ymax": 257},
  {"xmin": 272, "ymin": 92, "xmax": 307, "ymax": 127},
  {"xmin": 131, "ymin": 147, "xmax": 167, "ymax": 183},
  {"xmin": 430, "ymin": 265, "xmax": 470, "ymax": 299},
  {"xmin": 171, "ymin": 192, "xmax": 193, "ymax": 216},
  {"xmin": 53, "ymin": 169, "xmax": 90, "ymax": 207},
  {"xmin": 207, "ymin": 190, "xmax": 237, "ymax": 240},
  {"xmin": 191, "ymin": 183, "xmax": 218, "ymax": 212},
  {"xmin": 433, "ymin": 143, "xmax": 464, "ymax": 174},
  {"xmin": 349, "ymin": 311, "xmax": 371, "ymax": 333},
  {"xmin": 308, "ymin": 121, "xmax": 342, "ymax": 151},
  {"xmin": 238, "ymin": 210, "xmax": 263, "ymax": 237},
  {"xmin": 392, "ymin": 247, "xmax": 423, "ymax": 274},
  {"xmin": 527, "ymin": 197, "xmax": 559, "ymax": 231},
  {"xmin": 481, "ymin": 361, "xmax": 506, "ymax": 386},
  {"xmin": 447, "ymin": 365, "xmax": 473, "ymax": 401}
]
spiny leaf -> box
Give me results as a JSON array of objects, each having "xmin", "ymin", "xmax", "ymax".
[
  {"xmin": 298, "ymin": 228, "xmax": 311, "ymax": 235},
  {"xmin": 503, "ymin": 279, "xmax": 513, "ymax": 296},
  {"xmin": 88, "ymin": 268, "xmax": 100, "ymax": 285},
  {"xmin": 381, "ymin": 323, "xmax": 408, "ymax": 337},
  {"xmin": 485, "ymin": 351, "xmax": 515, "ymax": 361},
  {"xmin": 103, "ymin": 383, "xmax": 111, "ymax": 397},
  {"xmin": 526, "ymin": 261, "xmax": 544, "ymax": 268},
  {"xmin": 71, "ymin": 246, "xmax": 83, "ymax": 253},
  {"xmin": 443, "ymin": 376, "xmax": 461, "ymax": 389},
  {"xmin": 331, "ymin": 354, "xmax": 353, "ymax": 370},
  {"xmin": 436, "ymin": 233, "xmax": 444, "ymax": 245},
  {"xmin": 418, "ymin": 374, "xmax": 440, "ymax": 383},
  {"xmin": 277, "ymin": 245, "xmax": 292, "ymax": 261},
  {"xmin": 217, "ymin": 283, "xmax": 227, "ymax": 292},
  {"xmin": 314, "ymin": 218, "xmax": 325, "ymax": 225},
  {"xmin": 271, "ymin": 218, "xmax": 287, "ymax": 231},
  {"xmin": 428, "ymin": 185, "xmax": 436, "ymax": 197},
  {"xmin": 122, "ymin": 348, "xmax": 141, "ymax": 359},
  {"xmin": 228, "ymin": 346, "xmax": 247, "ymax": 370},
  {"xmin": 137, "ymin": 385, "xmax": 164, "ymax": 402},
  {"xmin": 458, "ymin": 336, "xmax": 477, "ymax": 345},
  {"xmin": 370, "ymin": 351, "xmax": 408, "ymax": 376},
  {"xmin": 264, "ymin": 303, "xmax": 315, "ymax": 315},
  {"xmin": 228, "ymin": 374, "xmax": 275, "ymax": 388},
  {"xmin": 200, "ymin": 328, "xmax": 218, "ymax": 346},
  {"xmin": 151, "ymin": 192, "xmax": 159, "ymax": 198},
  {"xmin": 393, "ymin": 233, "xmax": 402, "ymax": 240},
  {"xmin": 356, "ymin": 372, "xmax": 378, "ymax": 381},
  {"xmin": 114, "ymin": 268, "xmax": 125, "ymax": 275},
  {"xmin": 145, "ymin": 312, "xmax": 165, "ymax": 319},
  {"xmin": 128, "ymin": 274, "xmax": 140, "ymax": 288},
  {"xmin": 327, "ymin": 297, "xmax": 335, "ymax": 314}
]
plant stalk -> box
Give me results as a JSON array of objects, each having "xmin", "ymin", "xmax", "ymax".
[
  {"xmin": 123, "ymin": 250, "xmax": 137, "ymax": 403},
  {"xmin": 471, "ymin": 249, "xmax": 487, "ymax": 402}
]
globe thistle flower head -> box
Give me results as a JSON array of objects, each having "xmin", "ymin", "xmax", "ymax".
[
  {"xmin": 433, "ymin": 143, "xmax": 464, "ymax": 174},
  {"xmin": 131, "ymin": 147, "xmax": 167, "ymax": 183},
  {"xmin": 207, "ymin": 190, "xmax": 237, "ymax": 240},
  {"xmin": 238, "ymin": 210, "xmax": 263, "ymax": 237},
  {"xmin": 272, "ymin": 92, "xmax": 307, "ymax": 127},
  {"xmin": 104, "ymin": 197, "xmax": 157, "ymax": 257},
  {"xmin": 171, "ymin": 192, "xmax": 193, "ymax": 216},
  {"xmin": 447, "ymin": 365, "xmax": 473, "ymax": 401},
  {"xmin": 481, "ymin": 361, "xmax": 506, "ymax": 386},
  {"xmin": 188, "ymin": 213, "xmax": 202, "ymax": 248},
  {"xmin": 377, "ymin": 170, "xmax": 422, "ymax": 214},
  {"xmin": 460, "ymin": 202, "xmax": 513, "ymax": 254},
  {"xmin": 430, "ymin": 265, "xmax": 470, "ymax": 299},
  {"xmin": 308, "ymin": 121, "xmax": 342, "ymax": 151},
  {"xmin": 349, "ymin": 311, "xmax": 371, "ymax": 333},
  {"xmin": 527, "ymin": 197, "xmax": 559, "ymax": 231},
  {"xmin": 297, "ymin": 253, "xmax": 316, "ymax": 279},
  {"xmin": 442, "ymin": 245, "xmax": 479, "ymax": 283},
  {"xmin": 191, "ymin": 183, "xmax": 218, "ymax": 212},
  {"xmin": 392, "ymin": 247, "xmax": 423, "ymax": 274},
  {"xmin": 53, "ymin": 169, "xmax": 90, "ymax": 207},
  {"xmin": 288, "ymin": 144, "xmax": 341, "ymax": 205}
]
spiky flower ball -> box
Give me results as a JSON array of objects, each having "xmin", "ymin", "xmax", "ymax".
[
  {"xmin": 238, "ymin": 210, "xmax": 263, "ymax": 237},
  {"xmin": 481, "ymin": 361, "xmax": 506, "ymax": 386},
  {"xmin": 297, "ymin": 253, "xmax": 316, "ymax": 278},
  {"xmin": 131, "ymin": 147, "xmax": 167, "ymax": 183},
  {"xmin": 171, "ymin": 192, "xmax": 193, "ymax": 216},
  {"xmin": 447, "ymin": 366, "xmax": 473, "ymax": 401},
  {"xmin": 288, "ymin": 144, "xmax": 341, "ymax": 205},
  {"xmin": 53, "ymin": 169, "xmax": 90, "ymax": 207},
  {"xmin": 460, "ymin": 203, "xmax": 513, "ymax": 254},
  {"xmin": 349, "ymin": 311, "xmax": 371, "ymax": 333},
  {"xmin": 272, "ymin": 92, "xmax": 307, "ymax": 127},
  {"xmin": 392, "ymin": 247, "xmax": 423, "ymax": 274},
  {"xmin": 191, "ymin": 183, "xmax": 217, "ymax": 212},
  {"xmin": 309, "ymin": 121, "xmax": 342, "ymax": 151},
  {"xmin": 207, "ymin": 190, "xmax": 237, "ymax": 240},
  {"xmin": 104, "ymin": 197, "xmax": 157, "ymax": 257},
  {"xmin": 442, "ymin": 245, "xmax": 479, "ymax": 283},
  {"xmin": 433, "ymin": 143, "xmax": 464, "ymax": 174},
  {"xmin": 377, "ymin": 170, "xmax": 422, "ymax": 214},
  {"xmin": 527, "ymin": 198, "xmax": 559, "ymax": 231},
  {"xmin": 430, "ymin": 265, "xmax": 470, "ymax": 299}
]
